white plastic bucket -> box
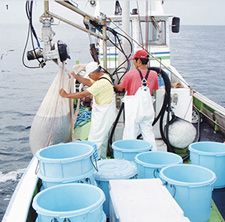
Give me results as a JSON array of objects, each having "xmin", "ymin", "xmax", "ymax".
[
  {"xmin": 94, "ymin": 159, "xmax": 137, "ymax": 218},
  {"xmin": 135, "ymin": 151, "xmax": 183, "ymax": 178},
  {"xmin": 112, "ymin": 140, "xmax": 152, "ymax": 161},
  {"xmin": 189, "ymin": 141, "xmax": 225, "ymax": 188},
  {"xmin": 33, "ymin": 183, "xmax": 106, "ymax": 222},
  {"xmin": 35, "ymin": 143, "xmax": 94, "ymax": 180},
  {"xmin": 160, "ymin": 164, "xmax": 216, "ymax": 222}
]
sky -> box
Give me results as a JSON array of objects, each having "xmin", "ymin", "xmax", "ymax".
[
  {"xmin": 1, "ymin": 0, "xmax": 225, "ymax": 26},
  {"xmin": 163, "ymin": 0, "xmax": 225, "ymax": 26}
]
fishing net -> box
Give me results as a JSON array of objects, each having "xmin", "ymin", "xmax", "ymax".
[
  {"xmin": 29, "ymin": 63, "xmax": 71, "ymax": 154},
  {"xmin": 166, "ymin": 115, "xmax": 197, "ymax": 149}
]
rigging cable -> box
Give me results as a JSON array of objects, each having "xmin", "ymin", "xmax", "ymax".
[
  {"xmin": 87, "ymin": 21, "xmax": 132, "ymax": 83},
  {"xmin": 22, "ymin": 0, "xmax": 42, "ymax": 68},
  {"xmin": 106, "ymin": 27, "xmax": 132, "ymax": 83}
]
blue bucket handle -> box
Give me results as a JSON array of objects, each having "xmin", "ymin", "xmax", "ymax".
[
  {"xmin": 51, "ymin": 218, "xmax": 71, "ymax": 222},
  {"xmin": 35, "ymin": 161, "xmax": 39, "ymax": 175},
  {"xmin": 90, "ymin": 155, "xmax": 98, "ymax": 172},
  {"xmin": 163, "ymin": 182, "xmax": 176, "ymax": 198},
  {"xmin": 85, "ymin": 177, "xmax": 92, "ymax": 184},
  {"xmin": 131, "ymin": 174, "xmax": 138, "ymax": 179},
  {"xmin": 153, "ymin": 168, "xmax": 160, "ymax": 178}
]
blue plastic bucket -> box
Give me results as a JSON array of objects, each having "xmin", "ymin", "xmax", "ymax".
[
  {"xmin": 70, "ymin": 140, "xmax": 99, "ymax": 160},
  {"xmin": 94, "ymin": 159, "xmax": 137, "ymax": 218},
  {"xmin": 35, "ymin": 143, "xmax": 94, "ymax": 180},
  {"xmin": 189, "ymin": 141, "xmax": 225, "ymax": 188},
  {"xmin": 33, "ymin": 183, "xmax": 106, "ymax": 222},
  {"xmin": 135, "ymin": 151, "xmax": 183, "ymax": 178},
  {"xmin": 112, "ymin": 140, "xmax": 152, "ymax": 161},
  {"xmin": 160, "ymin": 164, "xmax": 216, "ymax": 222},
  {"xmin": 39, "ymin": 171, "xmax": 96, "ymax": 189}
]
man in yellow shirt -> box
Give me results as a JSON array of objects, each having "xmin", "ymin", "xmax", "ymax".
[{"xmin": 59, "ymin": 61, "xmax": 116, "ymax": 158}]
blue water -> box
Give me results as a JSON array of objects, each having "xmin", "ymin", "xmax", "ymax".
[
  {"xmin": 0, "ymin": 23, "xmax": 225, "ymax": 220},
  {"xmin": 170, "ymin": 25, "xmax": 225, "ymax": 107}
]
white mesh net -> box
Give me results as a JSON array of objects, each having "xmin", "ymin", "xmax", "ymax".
[{"xmin": 29, "ymin": 63, "xmax": 71, "ymax": 154}]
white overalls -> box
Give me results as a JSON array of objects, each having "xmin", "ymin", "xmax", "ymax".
[
  {"xmin": 123, "ymin": 69, "xmax": 157, "ymax": 150},
  {"xmin": 88, "ymin": 79, "xmax": 116, "ymax": 159}
]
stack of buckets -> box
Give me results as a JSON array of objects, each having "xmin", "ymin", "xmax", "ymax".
[
  {"xmin": 32, "ymin": 139, "xmax": 221, "ymax": 222},
  {"xmin": 32, "ymin": 141, "xmax": 106, "ymax": 222},
  {"xmin": 35, "ymin": 142, "xmax": 97, "ymax": 188}
]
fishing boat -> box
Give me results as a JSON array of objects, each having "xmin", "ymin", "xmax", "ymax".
[{"xmin": 2, "ymin": 0, "xmax": 225, "ymax": 221}]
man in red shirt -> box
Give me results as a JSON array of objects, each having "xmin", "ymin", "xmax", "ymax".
[{"xmin": 114, "ymin": 50, "xmax": 158, "ymax": 150}]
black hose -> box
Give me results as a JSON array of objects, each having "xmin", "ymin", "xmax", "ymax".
[
  {"xmin": 148, "ymin": 67, "xmax": 174, "ymax": 153},
  {"xmin": 107, "ymin": 103, "xmax": 124, "ymax": 157},
  {"xmin": 149, "ymin": 67, "xmax": 171, "ymax": 127},
  {"xmin": 23, "ymin": 0, "xmax": 42, "ymax": 68}
]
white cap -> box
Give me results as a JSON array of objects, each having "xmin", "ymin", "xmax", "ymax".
[
  {"xmin": 85, "ymin": 61, "xmax": 100, "ymax": 76},
  {"xmin": 72, "ymin": 64, "xmax": 87, "ymax": 74}
]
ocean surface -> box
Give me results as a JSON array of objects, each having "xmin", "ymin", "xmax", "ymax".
[{"xmin": 0, "ymin": 23, "xmax": 225, "ymax": 220}]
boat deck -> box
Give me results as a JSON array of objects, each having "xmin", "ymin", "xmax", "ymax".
[{"xmin": 200, "ymin": 121, "xmax": 224, "ymax": 143}]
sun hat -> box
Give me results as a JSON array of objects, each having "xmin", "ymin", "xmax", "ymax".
[
  {"xmin": 129, "ymin": 50, "xmax": 149, "ymax": 60},
  {"xmin": 85, "ymin": 61, "xmax": 100, "ymax": 76}
]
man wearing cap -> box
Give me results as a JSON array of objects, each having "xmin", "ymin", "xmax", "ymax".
[
  {"xmin": 59, "ymin": 61, "xmax": 116, "ymax": 159},
  {"xmin": 114, "ymin": 50, "xmax": 158, "ymax": 150}
]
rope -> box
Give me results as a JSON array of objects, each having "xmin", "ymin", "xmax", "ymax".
[{"xmin": 74, "ymin": 107, "xmax": 92, "ymax": 128}]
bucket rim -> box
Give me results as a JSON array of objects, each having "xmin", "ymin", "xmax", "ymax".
[
  {"xmin": 160, "ymin": 164, "xmax": 217, "ymax": 187},
  {"xmin": 112, "ymin": 139, "xmax": 153, "ymax": 152},
  {"xmin": 32, "ymin": 183, "xmax": 105, "ymax": 217},
  {"xmin": 112, "ymin": 147, "xmax": 151, "ymax": 152},
  {"xmin": 189, "ymin": 142, "xmax": 225, "ymax": 156},
  {"xmin": 112, "ymin": 139, "xmax": 152, "ymax": 146},
  {"xmin": 135, "ymin": 151, "xmax": 183, "ymax": 167},
  {"xmin": 35, "ymin": 143, "xmax": 94, "ymax": 163},
  {"xmin": 70, "ymin": 140, "xmax": 96, "ymax": 146}
]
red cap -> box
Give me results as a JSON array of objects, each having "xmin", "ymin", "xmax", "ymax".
[{"xmin": 129, "ymin": 50, "xmax": 149, "ymax": 60}]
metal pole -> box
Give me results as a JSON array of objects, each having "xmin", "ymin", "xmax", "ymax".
[
  {"xmin": 102, "ymin": 16, "xmax": 107, "ymax": 69},
  {"xmin": 45, "ymin": 11, "xmax": 105, "ymax": 40},
  {"xmin": 44, "ymin": 0, "xmax": 49, "ymax": 15},
  {"xmin": 119, "ymin": 0, "xmax": 130, "ymax": 68},
  {"xmin": 121, "ymin": 0, "xmax": 130, "ymax": 54},
  {"xmin": 55, "ymin": 0, "xmax": 101, "ymax": 25}
]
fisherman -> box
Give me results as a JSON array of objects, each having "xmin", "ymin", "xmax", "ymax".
[
  {"xmin": 59, "ymin": 61, "xmax": 117, "ymax": 159},
  {"xmin": 114, "ymin": 50, "xmax": 158, "ymax": 150}
]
